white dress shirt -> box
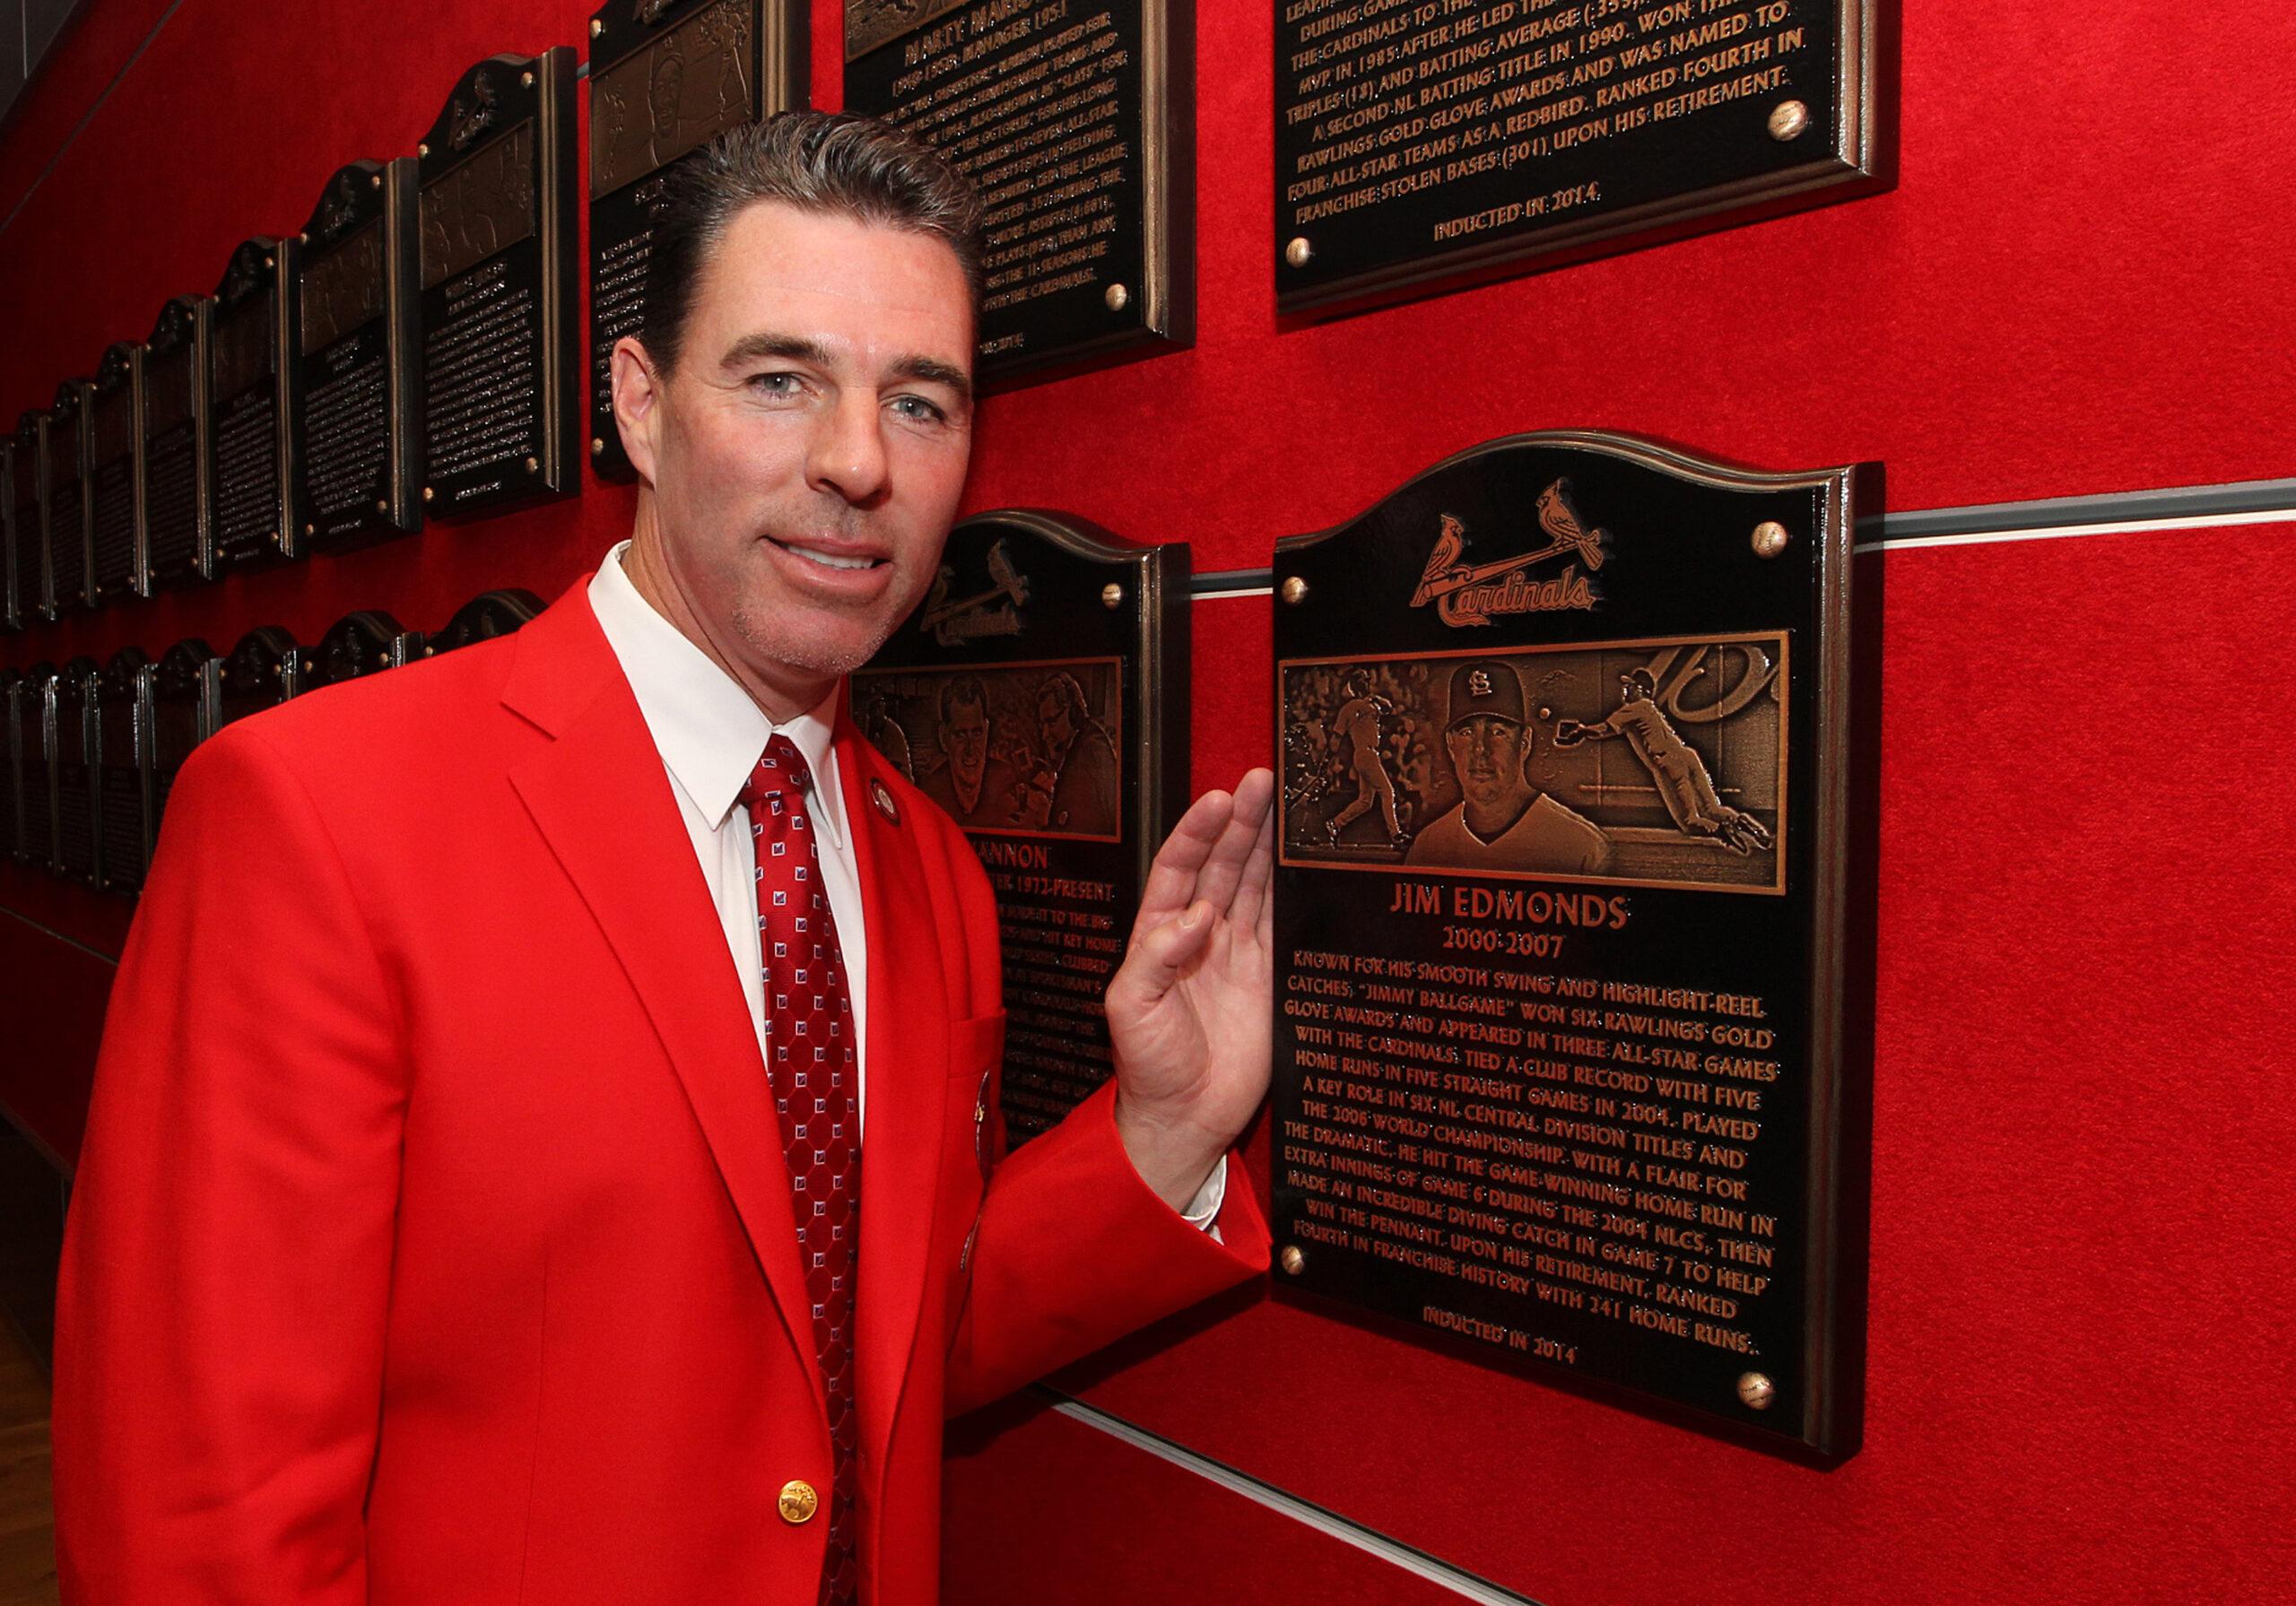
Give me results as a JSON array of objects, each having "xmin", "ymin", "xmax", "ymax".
[{"xmin": 587, "ymin": 545, "xmax": 1223, "ymax": 1223}]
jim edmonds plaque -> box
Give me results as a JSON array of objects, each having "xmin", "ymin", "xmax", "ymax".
[
  {"xmin": 855, "ymin": 511, "xmax": 1188, "ymax": 1142},
  {"xmin": 1271, "ymin": 431, "xmax": 1866, "ymax": 1458},
  {"xmin": 144, "ymin": 297, "xmax": 215, "ymax": 589},
  {"xmin": 418, "ymin": 49, "xmax": 580, "ymax": 516},
  {"xmin": 89, "ymin": 343, "xmax": 146, "ymax": 604},
  {"xmin": 295, "ymin": 160, "xmax": 422, "ymax": 550},
  {"xmin": 208, "ymin": 239, "xmax": 300, "ymax": 570},
  {"xmin": 1275, "ymin": 0, "xmax": 1881, "ymax": 317},
  {"xmin": 587, "ymin": 0, "xmax": 806, "ymax": 477},
  {"xmin": 845, "ymin": 0, "xmax": 1194, "ymax": 384}
]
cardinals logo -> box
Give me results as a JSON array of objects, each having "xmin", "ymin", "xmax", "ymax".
[
  {"xmin": 1409, "ymin": 479, "xmax": 1607, "ymax": 627},
  {"xmin": 921, "ymin": 537, "xmax": 1031, "ymax": 647}
]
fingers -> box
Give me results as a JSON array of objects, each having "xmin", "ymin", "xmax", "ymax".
[
  {"xmin": 1135, "ymin": 788, "xmax": 1237, "ymax": 930},
  {"xmin": 1109, "ymin": 897, "xmax": 1215, "ymax": 1010},
  {"xmin": 1226, "ymin": 770, "xmax": 1277, "ymax": 940}
]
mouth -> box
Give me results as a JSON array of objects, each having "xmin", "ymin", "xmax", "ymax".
[{"xmin": 768, "ymin": 534, "xmax": 889, "ymax": 573}]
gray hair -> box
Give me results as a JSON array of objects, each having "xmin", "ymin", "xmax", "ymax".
[{"xmin": 639, "ymin": 109, "xmax": 984, "ymax": 377}]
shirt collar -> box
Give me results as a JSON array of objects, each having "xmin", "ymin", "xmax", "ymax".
[{"xmin": 587, "ymin": 542, "xmax": 848, "ymax": 847}]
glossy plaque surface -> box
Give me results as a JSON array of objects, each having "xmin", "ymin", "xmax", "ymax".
[
  {"xmin": 418, "ymin": 50, "xmax": 579, "ymax": 516},
  {"xmin": 1271, "ymin": 431, "xmax": 1867, "ymax": 1458},
  {"xmin": 295, "ymin": 160, "xmax": 422, "ymax": 548},
  {"xmin": 1274, "ymin": 0, "xmax": 1881, "ymax": 317},
  {"xmin": 209, "ymin": 239, "xmax": 299, "ymax": 570},
  {"xmin": 844, "ymin": 0, "xmax": 1192, "ymax": 385},
  {"xmin": 587, "ymin": 0, "xmax": 805, "ymax": 476},
  {"xmin": 855, "ymin": 510, "xmax": 1187, "ymax": 1142},
  {"xmin": 143, "ymin": 297, "xmax": 214, "ymax": 588},
  {"xmin": 89, "ymin": 343, "xmax": 145, "ymax": 603}
]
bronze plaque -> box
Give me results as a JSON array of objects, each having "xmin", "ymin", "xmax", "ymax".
[
  {"xmin": 96, "ymin": 647, "xmax": 154, "ymax": 895},
  {"xmin": 1271, "ymin": 432, "xmax": 1869, "ymax": 1459},
  {"xmin": 46, "ymin": 382, "xmax": 92, "ymax": 613},
  {"xmin": 90, "ymin": 343, "xmax": 146, "ymax": 605},
  {"xmin": 0, "ymin": 670, "xmax": 17, "ymax": 857},
  {"xmin": 588, "ymin": 0, "xmax": 806, "ymax": 477},
  {"xmin": 845, "ymin": 0, "xmax": 1194, "ymax": 386},
  {"xmin": 855, "ymin": 511, "xmax": 1188, "ymax": 1143},
  {"xmin": 54, "ymin": 656, "xmax": 101, "ymax": 883},
  {"xmin": 295, "ymin": 160, "xmax": 423, "ymax": 549},
  {"xmin": 217, "ymin": 627, "xmax": 303, "ymax": 729},
  {"xmin": 1, "ymin": 440, "xmax": 20, "ymax": 629},
  {"xmin": 419, "ymin": 586, "xmax": 544, "ymax": 661},
  {"xmin": 305, "ymin": 609, "xmax": 406, "ymax": 690},
  {"xmin": 143, "ymin": 297, "xmax": 215, "ymax": 589},
  {"xmin": 1275, "ymin": 0, "xmax": 1883, "ymax": 317},
  {"xmin": 12, "ymin": 662, "xmax": 57, "ymax": 866},
  {"xmin": 11, "ymin": 418, "xmax": 47, "ymax": 623},
  {"xmin": 208, "ymin": 239, "xmax": 301, "ymax": 570},
  {"xmin": 152, "ymin": 638, "xmax": 219, "ymax": 841},
  {"xmin": 418, "ymin": 49, "xmax": 579, "ymax": 516}
]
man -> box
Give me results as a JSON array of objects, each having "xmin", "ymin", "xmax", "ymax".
[
  {"xmin": 1029, "ymin": 669, "xmax": 1118, "ymax": 835},
  {"xmin": 1323, "ymin": 668, "xmax": 1405, "ymax": 846},
  {"xmin": 1406, "ymin": 660, "xmax": 1610, "ymax": 874},
  {"xmin": 1553, "ymin": 666, "xmax": 1772, "ymax": 855},
  {"xmin": 52, "ymin": 114, "xmax": 1274, "ymax": 1605},
  {"xmin": 916, "ymin": 673, "xmax": 1021, "ymax": 827}
]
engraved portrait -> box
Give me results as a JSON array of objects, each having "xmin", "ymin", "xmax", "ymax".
[
  {"xmin": 851, "ymin": 657, "xmax": 1123, "ymax": 840},
  {"xmin": 422, "ymin": 123, "xmax": 537, "ymax": 290},
  {"xmin": 593, "ymin": 0, "xmax": 757, "ymax": 197},
  {"xmin": 1282, "ymin": 634, "xmax": 1787, "ymax": 894}
]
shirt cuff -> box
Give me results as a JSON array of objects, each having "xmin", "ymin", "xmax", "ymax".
[{"xmin": 1178, "ymin": 1155, "xmax": 1228, "ymax": 1234}]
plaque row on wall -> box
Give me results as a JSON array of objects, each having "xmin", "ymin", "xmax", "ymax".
[
  {"xmin": 1, "ymin": 49, "xmax": 580, "ymax": 631},
  {"xmin": 1, "ymin": 589, "xmax": 539, "ymax": 895}
]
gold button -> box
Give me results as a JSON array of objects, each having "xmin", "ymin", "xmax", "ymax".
[{"xmin": 778, "ymin": 1480, "xmax": 819, "ymax": 1524}]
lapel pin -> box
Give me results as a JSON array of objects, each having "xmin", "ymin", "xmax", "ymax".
[{"xmin": 870, "ymin": 778, "xmax": 900, "ymax": 824}]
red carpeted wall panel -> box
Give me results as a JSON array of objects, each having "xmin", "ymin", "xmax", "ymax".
[{"xmin": 0, "ymin": 1, "xmax": 2290, "ymax": 1601}]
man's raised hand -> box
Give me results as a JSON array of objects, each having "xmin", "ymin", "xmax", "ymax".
[{"xmin": 1104, "ymin": 768, "xmax": 1277, "ymax": 1212}]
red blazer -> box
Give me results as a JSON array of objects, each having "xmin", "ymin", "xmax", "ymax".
[{"xmin": 53, "ymin": 584, "xmax": 1268, "ymax": 1604}]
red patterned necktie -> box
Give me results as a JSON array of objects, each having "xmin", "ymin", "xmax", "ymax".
[{"xmin": 741, "ymin": 735, "xmax": 860, "ymax": 1606}]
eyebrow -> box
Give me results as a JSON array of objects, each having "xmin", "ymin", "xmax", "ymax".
[{"xmin": 719, "ymin": 331, "xmax": 974, "ymax": 406}]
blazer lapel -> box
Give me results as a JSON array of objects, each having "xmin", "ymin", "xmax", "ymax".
[
  {"xmin": 502, "ymin": 591, "xmax": 828, "ymax": 1423},
  {"xmin": 839, "ymin": 723, "xmax": 953, "ymax": 1469}
]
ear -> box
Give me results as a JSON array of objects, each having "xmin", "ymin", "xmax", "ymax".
[{"xmin": 611, "ymin": 335, "xmax": 665, "ymax": 485}]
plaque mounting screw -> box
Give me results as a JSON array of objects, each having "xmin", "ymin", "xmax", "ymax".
[
  {"xmin": 590, "ymin": 18, "xmax": 604, "ymax": 37},
  {"xmin": 304, "ymin": 523, "xmax": 316, "ymax": 537},
  {"xmin": 1284, "ymin": 237, "xmax": 1313, "ymax": 269},
  {"xmin": 374, "ymin": 499, "xmax": 388, "ymax": 515},
  {"xmin": 1767, "ymin": 100, "xmax": 1811, "ymax": 142},
  {"xmin": 371, "ymin": 174, "xmax": 382, "ymax": 189},
  {"xmin": 524, "ymin": 456, "xmax": 541, "ymax": 474},
  {"xmin": 591, "ymin": 438, "xmax": 607, "ymax": 456},
  {"xmin": 298, "ymin": 232, "xmax": 309, "ymax": 244},
  {"xmin": 522, "ymin": 71, "xmax": 535, "ymax": 89},
  {"xmin": 1279, "ymin": 576, "xmax": 1309, "ymax": 605},
  {"xmin": 1100, "ymin": 583, "xmax": 1123, "ymax": 610},
  {"xmin": 1280, "ymin": 1245, "xmax": 1306, "ymax": 1276},
  {"xmin": 1751, "ymin": 520, "xmax": 1790, "ymax": 559},
  {"xmin": 1736, "ymin": 1372, "xmax": 1776, "ymax": 1411},
  {"xmin": 263, "ymin": 255, "xmax": 275, "ymax": 269},
  {"xmin": 422, "ymin": 487, "xmax": 436, "ymax": 503},
  {"xmin": 418, "ymin": 143, "xmax": 430, "ymax": 159},
  {"xmin": 1104, "ymin": 282, "xmax": 1130, "ymax": 313}
]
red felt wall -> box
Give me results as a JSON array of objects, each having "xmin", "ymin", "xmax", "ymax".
[{"xmin": 3, "ymin": 1, "xmax": 2292, "ymax": 1602}]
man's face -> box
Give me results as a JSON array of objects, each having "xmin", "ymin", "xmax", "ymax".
[
  {"xmin": 1447, "ymin": 715, "xmax": 1531, "ymax": 811},
  {"xmin": 618, "ymin": 201, "xmax": 974, "ymax": 701},
  {"xmin": 944, "ymin": 699, "xmax": 988, "ymax": 787},
  {"xmin": 1040, "ymin": 691, "xmax": 1074, "ymax": 756}
]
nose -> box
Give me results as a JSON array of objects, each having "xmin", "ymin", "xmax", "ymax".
[{"xmin": 805, "ymin": 388, "xmax": 891, "ymax": 507}]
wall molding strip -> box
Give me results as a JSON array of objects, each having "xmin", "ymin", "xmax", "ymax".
[
  {"xmin": 1188, "ymin": 477, "xmax": 2296, "ymax": 594},
  {"xmin": 0, "ymin": 0, "xmax": 187, "ymax": 239},
  {"xmin": 0, "ymin": 904, "xmax": 120, "ymax": 965},
  {"xmin": 1041, "ymin": 1390, "xmax": 1547, "ymax": 1606}
]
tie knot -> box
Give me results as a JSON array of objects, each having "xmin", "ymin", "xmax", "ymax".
[{"xmin": 744, "ymin": 734, "xmax": 813, "ymax": 807}]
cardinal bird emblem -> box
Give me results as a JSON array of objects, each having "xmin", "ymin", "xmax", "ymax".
[{"xmin": 1409, "ymin": 479, "xmax": 1606, "ymax": 626}]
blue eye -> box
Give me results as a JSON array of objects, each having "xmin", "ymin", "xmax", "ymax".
[
  {"xmin": 750, "ymin": 371, "xmax": 803, "ymax": 395},
  {"xmin": 891, "ymin": 395, "xmax": 945, "ymax": 423}
]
